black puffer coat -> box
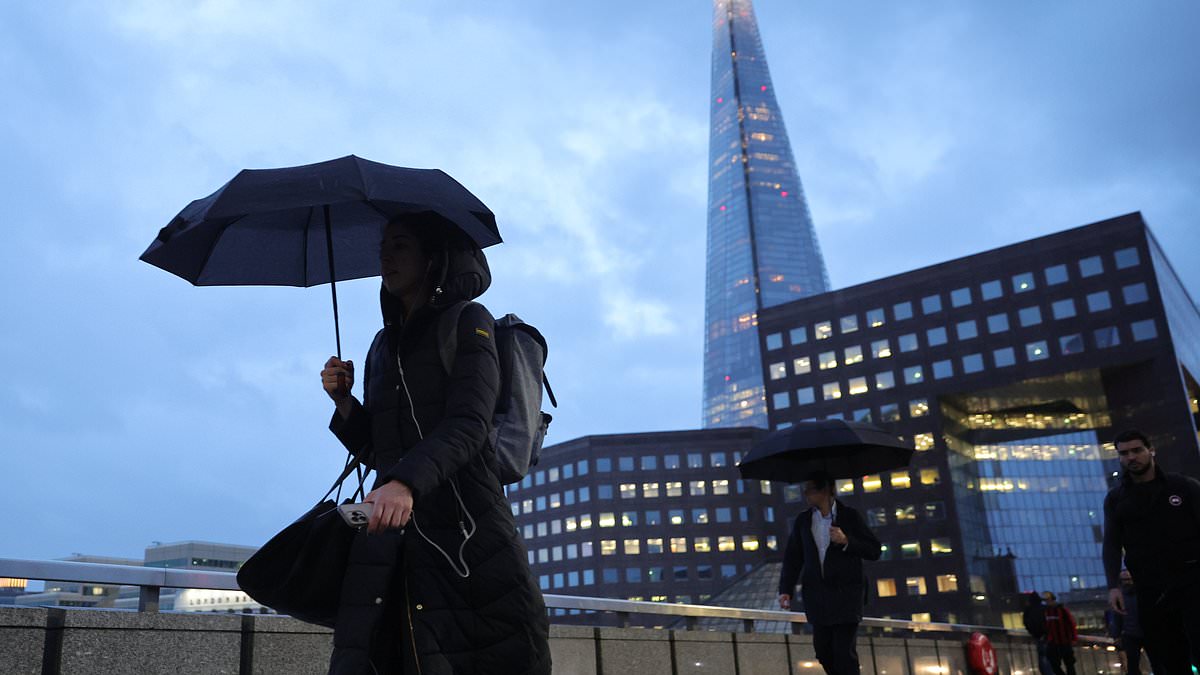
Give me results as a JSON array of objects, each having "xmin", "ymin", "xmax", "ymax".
[{"xmin": 328, "ymin": 246, "xmax": 550, "ymax": 675}]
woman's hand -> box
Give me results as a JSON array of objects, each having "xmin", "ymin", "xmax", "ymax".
[
  {"xmin": 364, "ymin": 480, "xmax": 414, "ymax": 534},
  {"xmin": 321, "ymin": 357, "xmax": 354, "ymax": 403}
]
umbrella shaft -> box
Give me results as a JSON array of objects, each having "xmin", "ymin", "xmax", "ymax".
[{"xmin": 324, "ymin": 204, "xmax": 342, "ymax": 359}]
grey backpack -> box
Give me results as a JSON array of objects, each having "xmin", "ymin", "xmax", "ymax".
[{"xmin": 438, "ymin": 301, "xmax": 557, "ymax": 484}]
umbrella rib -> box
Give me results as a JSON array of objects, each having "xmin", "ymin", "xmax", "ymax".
[
  {"xmin": 302, "ymin": 207, "xmax": 312, "ymax": 285},
  {"xmin": 193, "ymin": 214, "xmax": 247, "ymax": 285}
]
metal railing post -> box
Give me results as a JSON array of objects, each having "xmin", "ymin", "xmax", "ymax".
[{"xmin": 139, "ymin": 585, "xmax": 161, "ymax": 612}]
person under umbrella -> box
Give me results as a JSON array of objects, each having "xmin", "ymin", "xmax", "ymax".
[
  {"xmin": 320, "ymin": 214, "xmax": 550, "ymax": 675},
  {"xmin": 777, "ymin": 470, "xmax": 882, "ymax": 675}
]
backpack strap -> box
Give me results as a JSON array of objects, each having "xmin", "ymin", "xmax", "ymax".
[{"xmin": 436, "ymin": 300, "xmax": 474, "ymax": 375}]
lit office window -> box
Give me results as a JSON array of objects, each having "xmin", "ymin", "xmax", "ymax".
[
  {"xmin": 647, "ymin": 568, "xmax": 664, "ymax": 583},
  {"xmin": 565, "ymin": 517, "xmax": 577, "ymax": 533},
  {"xmin": 537, "ymin": 522, "xmax": 547, "ymax": 537},
  {"xmin": 871, "ymin": 339, "xmax": 892, "ymax": 359},
  {"xmin": 909, "ymin": 399, "xmax": 929, "ymax": 417},
  {"xmin": 772, "ymin": 392, "xmax": 790, "ymax": 410},
  {"xmin": 1114, "ymin": 247, "xmax": 1140, "ymax": 269},
  {"xmin": 899, "ymin": 333, "xmax": 919, "ymax": 352},
  {"xmin": 900, "ymin": 541, "xmax": 922, "ymax": 559},
  {"xmin": 717, "ymin": 536, "xmax": 736, "ymax": 552},
  {"xmin": 1087, "ymin": 290, "xmax": 1112, "ymax": 312},
  {"xmin": 880, "ymin": 403, "xmax": 901, "ymax": 422},
  {"xmin": 894, "ymin": 505, "xmax": 917, "ymax": 522},
  {"xmin": 1012, "ymin": 272, "xmax": 1035, "ymax": 293},
  {"xmin": 742, "ymin": 536, "xmax": 760, "ymax": 552},
  {"xmin": 767, "ymin": 536, "xmax": 778, "ymax": 551},
  {"xmin": 711, "ymin": 452, "xmax": 728, "ymax": 467},
  {"xmin": 790, "ymin": 326, "xmax": 808, "ymax": 345},
  {"xmin": 688, "ymin": 453, "xmax": 704, "ymax": 468},
  {"xmin": 920, "ymin": 468, "xmax": 941, "ymax": 486},
  {"xmin": 647, "ymin": 538, "xmax": 664, "ymax": 554},
  {"xmin": 622, "ymin": 512, "xmax": 638, "ymax": 527},
  {"xmin": 1095, "ymin": 326, "xmax": 1121, "ymax": 349},
  {"xmin": 1018, "ymin": 306, "xmax": 1042, "ymax": 327},
  {"xmin": 668, "ymin": 510, "xmax": 684, "ymax": 525},
  {"xmin": 538, "ymin": 549, "xmax": 549, "ymax": 563},
  {"xmin": 1044, "ymin": 264, "xmax": 1068, "ymax": 285},
  {"xmin": 921, "ymin": 294, "xmax": 942, "ymax": 315},
  {"xmin": 769, "ymin": 362, "xmax": 787, "ymax": 380},
  {"xmin": 693, "ymin": 537, "xmax": 712, "ymax": 553},
  {"xmin": 925, "ymin": 503, "xmax": 945, "ymax": 520},
  {"xmin": 841, "ymin": 315, "xmax": 859, "ymax": 334},
  {"xmin": 932, "ymin": 360, "xmax": 953, "ymax": 379},
  {"xmin": 867, "ymin": 508, "xmax": 887, "ymax": 527},
  {"xmin": 643, "ymin": 483, "xmax": 660, "ymax": 498},
  {"xmin": 579, "ymin": 514, "xmax": 593, "ymax": 529},
  {"xmin": 796, "ymin": 387, "xmax": 815, "ymax": 405},
  {"xmin": 1123, "ymin": 283, "xmax": 1149, "ymax": 305},
  {"xmin": 931, "ymin": 538, "xmax": 954, "ymax": 556},
  {"xmin": 962, "ymin": 353, "xmax": 984, "ymax": 374},
  {"xmin": 903, "ymin": 365, "xmax": 924, "ymax": 384},
  {"xmin": 760, "ymin": 481, "xmax": 773, "ymax": 495},
  {"xmin": 581, "ymin": 542, "xmax": 594, "ymax": 557},
  {"xmin": 548, "ymin": 493, "xmax": 561, "ymax": 509},
  {"xmin": 877, "ymin": 579, "xmax": 898, "ymax": 597},
  {"xmin": 993, "ymin": 347, "xmax": 1016, "ymax": 368},
  {"xmin": 951, "ymin": 287, "xmax": 973, "ymax": 307},
  {"xmin": 879, "ymin": 545, "xmax": 892, "ymax": 561},
  {"xmin": 1026, "ymin": 340, "xmax": 1049, "ymax": 361},
  {"xmin": 926, "ymin": 327, "xmax": 948, "ymax": 346},
  {"xmin": 894, "ymin": 301, "xmax": 914, "ymax": 320},
  {"xmin": 822, "ymin": 382, "xmax": 842, "ymax": 400},
  {"xmin": 670, "ymin": 537, "xmax": 688, "ymax": 553},
  {"xmin": 692, "ymin": 508, "xmax": 709, "ymax": 524},
  {"xmin": 599, "ymin": 513, "xmax": 616, "ymax": 528},
  {"xmin": 712, "ymin": 479, "xmax": 730, "ymax": 495},
  {"xmin": 907, "ymin": 577, "xmax": 928, "ymax": 596},
  {"xmin": 937, "ymin": 574, "xmax": 959, "ymax": 592},
  {"xmin": 794, "ymin": 356, "xmax": 812, "ymax": 375},
  {"xmin": 819, "ymin": 351, "xmax": 838, "ymax": 370},
  {"xmin": 981, "ymin": 279, "xmax": 1003, "ymax": 300},
  {"xmin": 862, "ymin": 475, "xmax": 882, "ymax": 493},
  {"xmin": 875, "ymin": 371, "xmax": 896, "ymax": 390},
  {"xmin": 848, "ymin": 377, "xmax": 869, "ymax": 396},
  {"xmin": 1079, "ymin": 255, "xmax": 1104, "ymax": 278},
  {"xmin": 552, "ymin": 546, "xmax": 563, "ymax": 561},
  {"xmin": 664, "ymin": 455, "xmax": 680, "ymax": 469},
  {"xmin": 1131, "ymin": 319, "xmax": 1157, "ymax": 341},
  {"xmin": 914, "ymin": 433, "xmax": 934, "ymax": 451},
  {"xmin": 844, "ymin": 345, "xmax": 864, "ymax": 365},
  {"xmin": 522, "ymin": 499, "xmax": 533, "ymax": 514},
  {"xmin": 815, "ymin": 321, "xmax": 833, "ymax": 340},
  {"xmin": 956, "ymin": 320, "xmax": 978, "ymax": 340},
  {"xmin": 620, "ymin": 483, "xmax": 637, "ymax": 499},
  {"xmin": 1060, "ymin": 334, "xmax": 1085, "ymax": 355},
  {"xmin": 836, "ymin": 480, "xmax": 855, "ymax": 495},
  {"xmin": 600, "ymin": 540, "xmax": 617, "ymax": 556},
  {"xmin": 624, "ymin": 540, "xmax": 641, "ymax": 555},
  {"xmin": 765, "ymin": 333, "xmax": 783, "ymax": 350},
  {"xmin": 891, "ymin": 471, "xmax": 912, "ymax": 489},
  {"xmin": 689, "ymin": 481, "xmax": 706, "ymax": 496},
  {"xmin": 867, "ymin": 308, "xmax": 885, "ymax": 327},
  {"xmin": 666, "ymin": 482, "xmax": 683, "ymax": 497}
]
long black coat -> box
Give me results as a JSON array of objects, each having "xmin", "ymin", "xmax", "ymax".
[
  {"xmin": 328, "ymin": 247, "xmax": 550, "ymax": 675},
  {"xmin": 778, "ymin": 500, "xmax": 881, "ymax": 626}
]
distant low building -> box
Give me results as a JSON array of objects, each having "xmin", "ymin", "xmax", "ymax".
[{"xmin": 14, "ymin": 554, "xmax": 141, "ymax": 609}]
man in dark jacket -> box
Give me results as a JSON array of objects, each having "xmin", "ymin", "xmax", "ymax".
[
  {"xmin": 778, "ymin": 471, "xmax": 882, "ymax": 675},
  {"xmin": 1023, "ymin": 591, "xmax": 1054, "ymax": 675},
  {"xmin": 1042, "ymin": 592, "xmax": 1077, "ymax": 675},
  {"xmin": 1106, "ymin": 570, "xmax": 1146, "ymax": 675},
  {"xmin": 1103, "ymin": 429, "xmax": 1200, "ymax": 675}
]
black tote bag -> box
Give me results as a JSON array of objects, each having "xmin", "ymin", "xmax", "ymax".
[{"xmin": 237, "ymin": 456, "xmax": 365, "ymax": 627}]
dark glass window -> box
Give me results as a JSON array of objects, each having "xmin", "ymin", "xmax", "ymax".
[
  {"xmin": 596, "ymin": 458, "xmax": 612, "ymax": 472},
  {"xmin": 993, "ymin": 347, "xmax": 1016, "ymax": 367},
  {"xmin": 853, "ymin": 408, "xmax": 872, "ymax": 423},
  {"xmin": 687, "ymin": 453, "xmax": 704, "ymax": 468},
  {"xmin": 789, "ymin": 326, "xmax": 807, "ymax": 345},
  {"xmin": 1079, "ymin": 256, "xmax": 1104, "ymax": 278},
  {"xmin": 710, "ymin": 452, "xmax": 727, "ymax": 467},
  {"xmin": 1123, "ymin": 283, "xmax": 1149, "ymax": 305},
  {"xmin": 577, "ymin": 460, "xmax": 589, "ymax": 476},
  {"xmin": 898, "ymin": 333, "xmax": 919, "ymax": 352},
  {"xmin": 1131, "ymin": 320, "xmax": 1157, "ymax": 341},
  {"xmin": 924, "ymin": 502, "xmax": 946, "ymax": 520},
  {"xmin": 715, "ymin": 507, "xmax": 732, "ymax": 523},
  {"xmin": 841, "ymin": 315, "xmax": 859, "ymax": 334},
  {"xmin": 603, "ymin": 568, "xmax": 619, "ymax": 583},
  {"xmin": 645, "ymin": 510, "xmax": 662, "ymax": 525},
  {"xmin": 625, "ymin": 568, "xmax": 642, "ymax": 583},
  {"xmin": 641, "ymin": 456, "xmax": 657, "ymax": 470},
  {"xmin": 1045, "ymin": 264, "xmax": 1069, "ymax": 285},
  {"xmin": 932, "ymin": 360, "xmax": 953, "ymax": 379},
  {"xmin": 1087, "ymin": 291, "xmax": 1112, "ymax": 312},
  {"xmin": 618, "ymin": 457, "xmax": 634, "ymax": 471},
  {"xmin": 673, "ymin": 566, "xmax": 688, "ymax": 581},
  {"xmin": 563, "ymin": 464, "xmax": 574, "ymax": 479},
  {"xmin": 903, "ymin": 366, "xmax": 924, "ymax": 384},
  {"xmin": 664, "ymin": 454, "xmax": 680, "ymax": 469},
  {"xmin": 880, "ymin": 403, "xmax": 901, "ymax": 422},
  {"xmin": 867, "ymin": 508, "xmax": 888, "ymax": 527},
  {"xmin": 1114, "ymin": 247, "xmax": 1140, "ymax": 269},
  {"xmin": 921, "ymin": 295, "xmax": 943, "ymax": 314},
  {"xmin": 987, "ymin": 313, "xmax": 1010, "ymax": 333},
  {"xmin": 962, "ymin": 353, "xmax": 984, "ymax": 374},
  {"xmin": 765, "ymin": 333, "xmax": 783, "ymax": 350},
  {"xmin": 981, "ymin": 280, "xmax": 1003, "ymax": 300},
  {"xmin": 1018, "ymin": 306, "xmax": 1042, "ymax": 327},
  {"xmin": 1060, "ymin": 334, "xmax": 1085, "ymax": 355},
  {"xmin": 579, "ymin": 486, "xmax": 590, "ymax": 502},
  {"xmin": 926, "ymin": 327, "xmax": 948, "ymax": 346},
  {"xmin": 1095, "ymin": 326, "xmax": 1121, "ymax": 349},
  {"xmin": 894, "ymin": 301, "xmax": 914, "ymax": 321},
  {"xmin": 956, "ymin": 320, "xmax": 978, "ymax": 340},
  {"xmin": 1051, "ymin": 299, "xmax": 1076, "ymax": 320},
  {"xmin": 951, "ymin": 287, "xmax": 972, "ymax": 307},
  {"xmin": 795, "ymin": 387, "xmax": 815, "ymax": 405},
  {"xmin": 598, "ymin": 485, "xmax": 613, "ymax": 499}
]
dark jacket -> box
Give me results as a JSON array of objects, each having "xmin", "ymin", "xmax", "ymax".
[
  {"xmin": 328, "ymin": 247, "xmax": 550, "ymax": 675},
  {"xmin": 1023, "ymin": 593, "xmax": 1047, "ymax": 639},
  {"xmin": 1102, "ymin": 467, "xmax": 1200, "ymax": 589},
  {"xmin": 778, "ymin": 500, "xmax": 882, "ymax": 625}
]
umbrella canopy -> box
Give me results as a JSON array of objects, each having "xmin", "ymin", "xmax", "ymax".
[{"xmin": 736, "ymin": 419, "xmax": 914, "ymax": 482}]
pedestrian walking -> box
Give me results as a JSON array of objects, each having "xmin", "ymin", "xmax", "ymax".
[
  {"xmin": 1103, "ymin": 429, "xmax": 1200, "ymax": 675},
  {"xmin": 1023, "ymin": 591, "xmax": 1054, "ymax": 675},
  {"xmin": 1042, "ymin": 592, "xmax": 1077, "ymax": 675},
  {"xmin": 1106, "ymin": 570, "xmax": 1148, "ymax": 675},
  {"xmin": 321, "ymin": 214, "xmax": 551, "ymax": 674},
  {"xmin": 778, "ymin": 471, "xmax": 882, "ymax": 675}
]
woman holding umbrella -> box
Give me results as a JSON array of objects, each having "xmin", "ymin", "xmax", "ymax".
[{"xmin": 320, "ymin": 214, "xmax": 550, "ymax": 675}]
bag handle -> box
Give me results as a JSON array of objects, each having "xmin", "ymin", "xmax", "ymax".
[{"xmin": 324, "ymin": 452, "xmax": 367, "ymax": 503}]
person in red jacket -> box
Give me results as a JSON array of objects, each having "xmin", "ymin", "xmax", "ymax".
[{"xmin": 1043, "ymin": 592, "xmax": 1078, "ymax": 675}]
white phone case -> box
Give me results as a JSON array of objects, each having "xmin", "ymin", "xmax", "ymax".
[{"xmin": 337, "ymin": 502, "xmax": 374, "ymax": 528}]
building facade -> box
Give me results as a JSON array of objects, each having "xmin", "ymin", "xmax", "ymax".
[
  {"xmin": 703, "ymin": 0, "xmax": 829, "ymax": 430},
  {"xmin": 756, "ymin": 212, "xmax": 1200, "ymax": 625}
]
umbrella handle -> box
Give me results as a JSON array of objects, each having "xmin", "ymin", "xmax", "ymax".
[{"xmin": 324, "ymin": 204, "xmax": 343, "ymax": 360}]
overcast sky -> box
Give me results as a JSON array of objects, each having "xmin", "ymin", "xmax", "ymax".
[{"xmin": 2, "ymin": 1, "xmax": 1198, "ymax": 561}]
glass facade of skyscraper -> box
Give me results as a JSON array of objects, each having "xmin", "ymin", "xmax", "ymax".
[{"xmin": 703, "ymin": 0, "xmax": 829, "ymax": 429}]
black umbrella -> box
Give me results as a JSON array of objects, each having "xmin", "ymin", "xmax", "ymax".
[
  {"xmin": 736, "ymin": 419, "xmax": 914, "ymax": 482},
  {"xmin": 139, "ymin": 154, "xmax": 499, "ymax": 358}
]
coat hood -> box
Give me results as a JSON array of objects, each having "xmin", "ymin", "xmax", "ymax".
[{"xmin": 380, "ymin": 244, "xmax": 491, "ymax": 325}]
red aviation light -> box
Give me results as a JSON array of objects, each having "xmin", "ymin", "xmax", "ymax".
[
  {"xmin": 719, "ymin": 205, "xmax": 726, "ymax": 211},
  {"xmin": 760, "ymin": 85, "xmax": 767, "ymax": 91},
  {"xmin": 781, "ymin": 191, "xmax": 789, "ymax": 198},
  {"xmin": 716, "ymin": 97, "xmax": 724, "ymax": 103}
]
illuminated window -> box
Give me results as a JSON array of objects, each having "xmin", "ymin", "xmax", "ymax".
[
  {"xmin": 600, "ymin": 540, "xmax": 617, "ymax": 556},
  {"xmin": 841, "ymin": 315, "xmax": 859, "ymax": 334},
  {"xmin": 937, "ymin": 574, "xmax": 959, "ymax": 592},
  {"xmin": 760, "ymin": 481, "xmax": 773, "ymax": 495},
  {"xmin": 670, "ymin": 537, "xmax": 688, "ymax": 553},
  {"xmin": 565, "ymin": 517, "xmax": 577, "ymax": 532},
  {"xmin": 1114, "ymin": 247, "xmax": 1140, "ymax": 269},
  {"xmin": 579, "ymin": 514, "xmax": 593, "ymax": 529},
  {"xmin": 880, "ymin": 403, "xmax": 901, "ymax": 422},
  {"xmin": 907, "ymin": 577, "xmax": 928, "ymax": 595},
  {"xmin": 622, "ymin": 512, "xmax": 637, "ymax": 527},
  {"xmin": 522, "ymin": 499, "xmax": 533, "ymax": 514},
  {"xmin": 867, "ymin": 308, "xmax": 885, "ymax": 327},
  {"xmin": 1079, "ymin": 255, "xmax": 1104, "ymax": 277},
  {"xmin": 647, "ymin": 538, "xmax": 664, "ymax": 554},
  {"xmin": 903, "ymin": 366, "xmax": 923, "ymax": 384},
  {"xmin": 836, "ymin": 479, "xmax": 855, "ymax": 495},
  {"xmin": 666, "ymin": 481, "xmax": 683, "ymax": 497},
  {"xmin": 822, "ymin": 382, "xmax": 841, "ymax": 400},
  {"xmin": 537, "ymin": 522, "xmax": 547, "ymax": 536},
  {"xmin": 599, "ymin": 512, "xmax": 616, "ymax": 528},
  {"xmin": 693, "ymin": 537, "xmax": 711, "ymax": 552},
  {"xmin": 815, "ymin": 321, "xmax": 833, "ymax": 340},
  {"xmin": 581, "ymin": 542, "xmax": 594, "ymax": 557},
  {"xmin": 877, "ymin": 578, "xmax": 898, "ymax": 597},
  {"xmin": 894, "ymin": 301, "xmax": 914, "ymax": 320},
  {"xmin": 794, "ymin": 357, "xmax": 812, "ymax": 375},
  {"xmin": 668, "ymin": 510, "xmax": 684, "ymax": 525},
  {"xmin": 900, "ymin": 541, "xmax": 921, "ymax": 559},
  {"xmin": 867, "ymin": 508, "xmax": 887, "ymax": 527},
  {"xmin": 871, "ymin": 339, "xmax": 891, "ymax": 359},
  {"xmin": 742, "ymin": 536, "xmax": 760, "ymax": 551},
  {"xmin": 712, "ymin": 479, "xmax": 730, "ymax": 495},
  {"xmin": 769, "ymin": 362, "xmax": 787, "ymax": 380},
  {"xmin": 689, "ymin": 480, "xmax": 706, "ymax": 496},
  {"xmin": 1026, "ymin": 340, "xmax": 1049, "ymax": 361},
  {"xmin": 643, "ymin": 482, "xmax": 660, "ymax": 498},
  {"xmin": 624, "ymin": 539, "xmax": 641, "ymax": 555},
  {"xmin": 862, "ymin": 475, "xmax": 882, "ymax": 493},
  {"xmin": 920, "ymin": 468, "xmax": 941, "ymax": 486},
  {"xmin": 848, "ymin": 377, "xmax": 869, "ymax": 396},
  {"xmin": 692, "ymin": 508, "xmax": 708, "ymax": 524},
  {"xmin": 767, "ymin": 536, "xmax": 778, "ymax": 551},
  {"xmin": 1012, "ymin": 272, "xmax": 1035, "ymax": 293},
  {"xmin": 912, "ymin": 613, "xmax": 932, "ymax": 622},
  {"xmin": 620, "ymin": 483, "xmax": 637, "ymax": 499},
  {"xmin": 717, "ymin": 536, "xmax": 736, "ymax": 552},
  {"xmin": 890, "ymin": 471, "xmax": 912, "ymax": 489},
  {"xmin": 844, "ymin": 345, "xmax": 864, "ymax": 365},
  {"xmin": 909, "ymin": 399, "xmax": 929, "ymax": 417},
  {"xmin": 930, "ymin": 538, "xmax": 954, "ymax": 556},
  {"xmin": 819, "ymin": 351, "xmax": 838, "ymax": 370},
  {"xmin": 894, "ymin": 505, "xmax": 917, "ymax": 522}
]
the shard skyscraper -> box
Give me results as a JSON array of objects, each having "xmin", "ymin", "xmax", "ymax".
[{"xmin": 703, "ymin": 0, "xmax": 829, "ymax": 428}]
